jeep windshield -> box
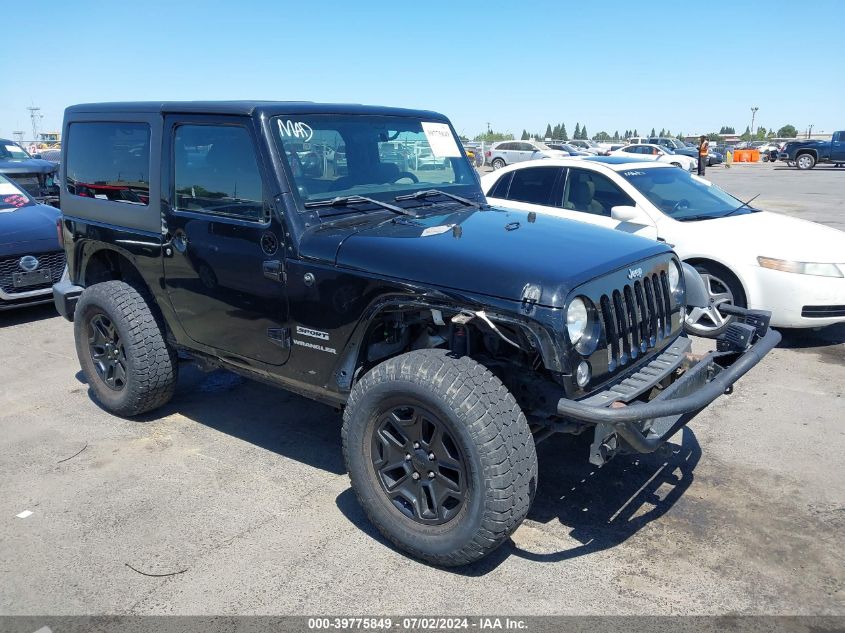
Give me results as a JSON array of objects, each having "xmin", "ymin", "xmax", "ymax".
[
  {"xmin": 272, "ymin": 115, "xmax": 480, "ymax": 211},
  {"xmin": 620, "ymin": 167, "xmax": 760, "ymax": 221}
]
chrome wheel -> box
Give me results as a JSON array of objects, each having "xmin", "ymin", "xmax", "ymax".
[
  {"xmin": 796, "ymin": 154, "xmax": 815, "ymax": 170},
  {"xmin": 684, "ymin": 272, "xmax": 735, "ymax": 336}
]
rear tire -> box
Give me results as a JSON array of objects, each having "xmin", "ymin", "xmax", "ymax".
[
  {"xmin": 342, "ymin": 349, "xmax": 537, "ymax": 567},
  {"xmin": 74, "ymin": 281, "xmax": 177, "ymax": 416},
  {"xmin": 796, "ymin": 153, "xmax": 816, "ymax": 170},
  {"xmin": 491, "ymin": 158, "xmax": 506, "ymax": 170}
]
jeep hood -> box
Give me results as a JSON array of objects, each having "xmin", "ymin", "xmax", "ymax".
[{"xmin": 300, "ymin": 205, "xmax": 669, "ymax": 307}]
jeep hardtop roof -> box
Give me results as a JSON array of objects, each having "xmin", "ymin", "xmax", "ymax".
[{"xmin": 64, "ymin": 101, "xmax": 449, "ymax": 121}]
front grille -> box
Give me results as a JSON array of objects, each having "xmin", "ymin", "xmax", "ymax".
[
  {"xmin": 598, "ymin": 272, "xmax": 674, "ymax": 372},
  {"xmin": 801, "ymin": 305, "xmax": 845, "ymax": 318},
  {"xmin": 0, "ymin": 251, "xmax": 66, "ymax": 296},
  {"xmin": 5, "ymin": 173, "xmax": 43, "ymax": 197}
]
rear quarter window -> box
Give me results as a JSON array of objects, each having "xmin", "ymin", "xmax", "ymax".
[{"xmin": 65, "ymin": 122, "xmax": 151, "ymax": 206}]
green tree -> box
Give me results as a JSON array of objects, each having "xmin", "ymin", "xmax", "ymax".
[
  {"xmin": 613, "ymin": 130, "xmax": 620, "ymax": 141},
  {"xmin": 707, "ymin": 132, "xmax": 720, "ymax": 141},
  {"xmin": 754, "ymin": 126, "xmax": 768, "ymax": 140},
  {"xmin": 579, "ymin": 125, "xmax": 587, "ymax": 140},
  {"xmin": 544, "ymin": 124, "xmax": 553, "ymax": 139},
  {"xmin": 473, "ymin": 131, "xmax": 514, "ymax": 142},
  {"xmin": 633, "ymin": 129, "xmax": 638, "ymax": 137},
  {"xmin": 520, "ymin": 129, "xmax": 529, "ymax": 140},
  {"xmin": 658, "ymin": 128, "xmax": 665, "ymax": 137},
  {"xmin": 593, "ymin": 131, "xmax": 611, "ymax": 141},
  {"xmin": 650, "ymin": 127, "xmax": 656, "ymax": 137},
  {"xmin": 551, "ymin": 124, "xmax": 561, "ymax": 139},
  {"xmin": 573, "ymin": 123, "xmax": 581, "ymax": 140},
  {"xmin": 719, "ymin": 126, "xmax": 736, "ymax": 134},
  {"xmin": 777, "ymin": 124, "xmax": 797, "ymax": 138},
  {"xmin": 560, "ymin": 123, "xmax": 568, "ymax": 141},
  {"xmin": 739, "ymin": 126, "xmax": 752, "ymax": 141}
]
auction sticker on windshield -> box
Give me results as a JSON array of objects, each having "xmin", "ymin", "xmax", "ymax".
[{"xmin": 422, "ymin": 122, "xmax": 461, "ymax": 157}]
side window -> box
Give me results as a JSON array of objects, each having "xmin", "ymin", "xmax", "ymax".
[
  {"xmin": 487, "ymin": 172, "xmax": 513, "ymax": 198},
  {"xmin": 173, "ymin": 124, "xmax": 264, "ymax": 221},
  {"xmin": 505, "ymin": 166, "xmax": 560, "ymax": 205},
  {"xmin": 65, "ymin": 122, "xmax": 151, "ymax": 205},
  {"xmin": 562, "ymin": 169, "xmax": 634, "ymax": 217},
  {"xmin": 520, "ymin": 143, "xmax": 537, "ymax": 152}
]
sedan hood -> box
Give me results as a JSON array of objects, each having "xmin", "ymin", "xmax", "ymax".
[
  {"xmin": 681, "ymin": 211, "xmax": 845, "ymax": 263},
  {"xmin": 300, "ymin": 205, "xmax": 669, "ymax": 307},
  {"xmin": 0, "ymin": 158, "xmax": 58, "ymax": 175},
  {"xmin": 0, "ymin": 203, "xmax": 61, "ymax": 248}
]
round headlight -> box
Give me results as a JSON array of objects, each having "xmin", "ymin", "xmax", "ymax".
[{"xmin": 566, "ymin": 297, "xmax": 589, "ymax": 345}]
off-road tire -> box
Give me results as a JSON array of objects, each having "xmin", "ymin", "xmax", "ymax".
[
  {"xmin": 491, "ymin": 158, "xmax": 506, "ymax": 170},
  {"xmin": 796, "ymin": 153, "xmax": 816, "ymax": 170},
  {"xmin": 342, "ymin": 349, "xmax": 537, "ymax": 567},
  {"xmin": 74, "ymin": 281, "xmax": 177, "ymax": 417}
]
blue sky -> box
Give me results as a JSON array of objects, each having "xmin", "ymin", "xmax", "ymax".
[{"xmin": 2, "ymin": 0, "xmax": 843, "ymax": 140}]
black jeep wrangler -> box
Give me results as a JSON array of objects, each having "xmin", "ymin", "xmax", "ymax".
[{"xmin": 53, "ymin": 102, "xmax": 778, "ymax": 566}]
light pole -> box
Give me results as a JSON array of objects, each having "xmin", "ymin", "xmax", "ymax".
[
  {"xmin": 807, "ymin": 124, "xmax": 814, "ymax": 139},
  {"xmin": 750, "ymin": 107, "xmax": 759, "ymax": 138}
]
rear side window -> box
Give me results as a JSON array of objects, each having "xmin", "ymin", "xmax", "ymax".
[
  {"xmin": 65, "ymin": 122, "xmax": 151, "ymax": 205},
  {"xmin": 173, "ymin": 124, "xmax": 264, "ymax": 221},
  {"xmin": 505, "ymin": 166, "xmax": 560, "ymax": 205},
  {"xmin": 487, "ymin": 172, "xmax": 512, "ymax": 198}
]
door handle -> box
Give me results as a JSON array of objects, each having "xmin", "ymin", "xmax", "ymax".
[{"xmin": 262, "ymin": 260, "xmax": 285, "ymax": 282}]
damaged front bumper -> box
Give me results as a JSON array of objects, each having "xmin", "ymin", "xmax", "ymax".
[{"xmin": 556, "ymin": 312, "xmax": 781, "ymax": 465}]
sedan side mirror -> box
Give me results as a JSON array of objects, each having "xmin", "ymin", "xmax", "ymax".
[
  {"xmin": 611, "ymin": 205, "xmax": 648, "ymax": 223},
  {"xmin": 32, "ymin": 153, "xmax": 42, "ymax": 159}
]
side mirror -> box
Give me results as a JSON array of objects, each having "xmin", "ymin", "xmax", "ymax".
[
  {"xmin": 611, "ymin": 205, "xmax": 647, "ymax": 223},
  {"xmin": 32, "ymin": 153, "xmax": 42, "ymax": 159}
]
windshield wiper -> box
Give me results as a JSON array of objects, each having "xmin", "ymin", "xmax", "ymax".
[
  {"xmin": 304, "ymin": 195, "xmax": 414, "ymax": 216},
  {"xmin": 724, "ymin": 193, "xmax": 761, "ymax": 217},
  {"xmin": 394, "ymin": 189, "xmax": 484, "ymax": 208},
  {"xmin": 676, "ymin": 214, "xmax": 720, "ymax": 222}
]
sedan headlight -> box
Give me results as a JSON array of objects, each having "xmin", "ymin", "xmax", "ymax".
[
  {"xmin": 566, "ymin": 296, "xmax": 599, "ymax": 355},
  {"xmin": 757, "ymin": 256, "xmax": 843, "ymax": 278}
]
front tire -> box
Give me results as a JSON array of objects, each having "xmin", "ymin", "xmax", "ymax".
[
  {"xmin": 342, "ymin": 349, "xmax": 537, "ymax": 567},
  {"xmin": 491, "ymin": 158, "xmax": 506, "ymax": 170},
  {"xmin": 796, "ymin": 153, "xmax": 816, "ymax": 170},
  {"xmin": 74, "ymin": 281, "xmax": 177, "ymax": 416}
]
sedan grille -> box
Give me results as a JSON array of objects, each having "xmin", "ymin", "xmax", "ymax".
[
  {"xmin": 0, "ymin": 251, "xmax": 66, "ymax": 296},
  {"xmin": 598, "ymin": 272, "xmax": 673, "ymax": 372}
]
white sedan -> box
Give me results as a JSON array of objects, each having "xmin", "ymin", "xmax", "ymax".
[
  {"xmin": 481, "ymin": 157, "xmax": 845, "ymax": 336},
  {"xmin": 609, "ymin": 143, "xmax": 697, "ymax": 172}
]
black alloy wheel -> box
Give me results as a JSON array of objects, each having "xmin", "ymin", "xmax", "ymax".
[
  {"xmin": 88, "ymin": 313, "xmax": 127, "ymax": 390},
  {"xmin": 371, "ymin": 403, "xmax": 468, "ymax": 525}
]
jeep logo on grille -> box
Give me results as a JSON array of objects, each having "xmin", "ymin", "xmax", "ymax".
[
  {"xmin": 627, "ymin": 267, "xmax": 643, "ymax": 280},
  {"xmin": 18, "ymin": 255, "xmax": 39, "ymax": 272}
]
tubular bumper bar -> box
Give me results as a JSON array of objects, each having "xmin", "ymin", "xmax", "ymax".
[{"xmin": 557, "ymin": 328, "xmax": 780, "ymax": 425}]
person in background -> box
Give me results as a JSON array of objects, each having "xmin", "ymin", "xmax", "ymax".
[{"xmin": 698, "ymin": 135, "xmax": 709, "ymax": 176}]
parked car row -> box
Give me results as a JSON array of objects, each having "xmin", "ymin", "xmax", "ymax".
[{"xmin": 0, "ymin": 138, "xmax": 61, "ymax": 206}]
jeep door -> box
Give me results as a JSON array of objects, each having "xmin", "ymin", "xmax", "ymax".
[{"xmin": 161, "ymin": 115, "xmax": 290, "ymax": 366}]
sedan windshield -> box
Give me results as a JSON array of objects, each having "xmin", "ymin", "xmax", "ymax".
[
  {"xmin": 1, "ymin": 142, "xmax": 31, "ymax": 160},
  {"xmin": 0, "ymin": 174, "xmax": 33, "ymax": 210},
  {"xmin": 620, "ymin": 167, "xmax": 757, "ymax": 220},
  {"xmin": 272, "ymin": 115, "xmax": 479, "ymax": 210}
]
